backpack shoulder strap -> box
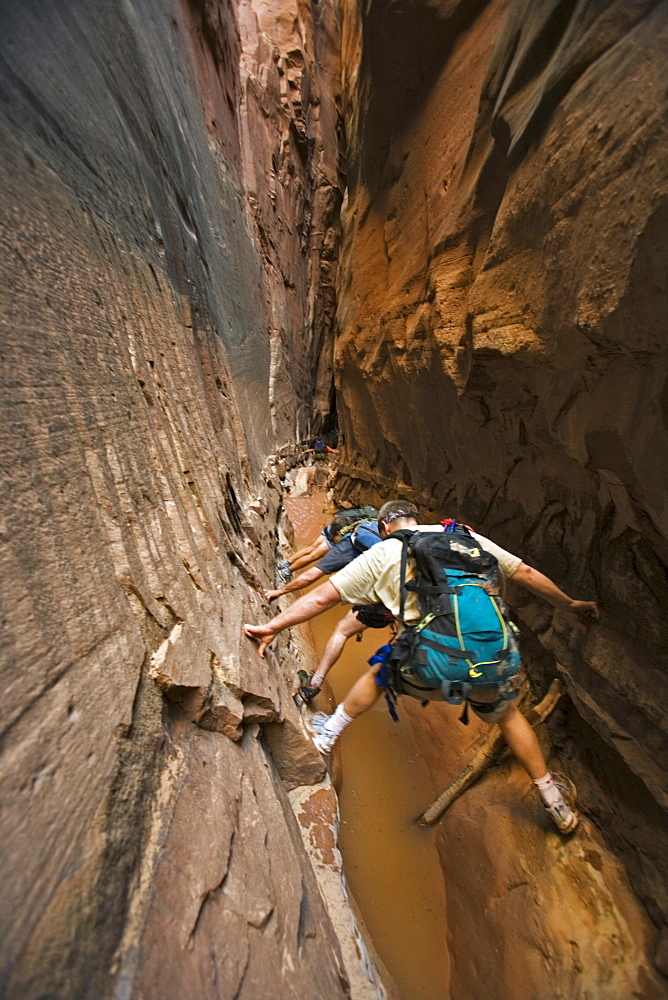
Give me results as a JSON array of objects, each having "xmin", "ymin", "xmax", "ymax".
[
  {"xmin": 350, "ymin": 519, "xmax": 382, "ymax": 552},
  {"xmin": 385, "ymin": 528, "xmax": 417, "ymax": 620}
]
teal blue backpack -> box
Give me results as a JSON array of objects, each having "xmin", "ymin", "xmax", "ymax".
[{"xmin": 387, "ymin": 524, "xmax": 520, "ymax": 704}]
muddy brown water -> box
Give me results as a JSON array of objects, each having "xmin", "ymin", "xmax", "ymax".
[{"xmin": 285, "ymin": 493, "xmax": 450, "ymax": 1000}]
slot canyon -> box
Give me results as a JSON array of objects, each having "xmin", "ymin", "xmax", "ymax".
[{"xmin": 0, "ymin": 1, "xmax": 666, "ymax": 998}]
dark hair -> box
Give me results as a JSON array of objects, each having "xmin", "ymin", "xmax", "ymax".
[
  {"xmin": 377, "ymin": 500, "xmax": 419, "ymax": 526},
  {"xmin": 329, "ymin": 511, "xmax": 351, "ymax": 542}
]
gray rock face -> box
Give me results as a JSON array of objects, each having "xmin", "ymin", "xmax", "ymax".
[{"xmin": 0, "ymin": 0, "xmax": 352, "ymax": 996}]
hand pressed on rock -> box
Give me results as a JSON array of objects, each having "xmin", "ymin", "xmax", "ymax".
[
  {"xmin": 566, "ymin": 600, "xmax": 599, "ymax": 629},
  {"xmin": 243, "ymin": 623, "xmax": 276, "ymax": 658},
  {"xmin": 262, "ymin": 588, "xmax": 283, "ymax": 603}
]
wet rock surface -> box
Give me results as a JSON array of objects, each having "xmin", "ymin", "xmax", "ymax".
[{"xmin": 336, "ymin": 1, "xmax": 668, "ymax": 990}]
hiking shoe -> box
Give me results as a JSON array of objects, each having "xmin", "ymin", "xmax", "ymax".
[
  {"xmin": 544, "ymin": 773, "xmax": 579, "ymax": 834},
  {"xmin": 307, "ymin": 712, "xmax": 337, "ymax": 754},
  {"xmin": 276, "ymin": 560, "xmax": 292, "ymax": 583},
  {"xmin": 297, "ymin": 670, "xmax": 321, "ymax": 702}
]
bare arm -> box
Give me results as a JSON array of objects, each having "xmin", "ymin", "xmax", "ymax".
[
  {"xmin": 244, "ymin": 581, "xmax": 341, "ymax": 657},
  {"xmin": 264, "ymin": 565, "xmax": 325, "ymax": 603},
  {"xmin": 512, "ymin": 563, "xmax": 599, "ymax": 626}
]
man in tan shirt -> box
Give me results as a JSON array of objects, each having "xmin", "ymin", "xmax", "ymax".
[{"xmin": 244, "ymin": 501, "xmax": 599, "ymax": 833}]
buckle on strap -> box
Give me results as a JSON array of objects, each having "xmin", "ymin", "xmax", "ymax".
[
  {"xmin": 441, "ymin": 675, "xmax": 521, "ymax": 706},
  {"xmin": 440, "ymin": 680, "xmax": 471, "ymax": 704}
]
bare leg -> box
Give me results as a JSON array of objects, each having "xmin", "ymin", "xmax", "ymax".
[
  {"xmin": 342, "ymin": 664, "xmax": 383, "ymax": 717},
  {"xmin": 498, "ymin": 702, "xmax": 580, "ymax": 832},
  {"xmin": 289, "ymin": 547, "xmax": 318, "ymax": 573},
  {"xmin": 289, "ymin": 534, "xmax": 330, "ymax": 573},
  {"xmin": 288, "ymin": 546, "xmax": 317, "ymax": 573},
  {"xmin": 497, "ymin": 701, "xmax": 548, "ymax": 780},
  {"xmin": 314, "ymin": 609, "xmax": 367, "ymax": 684}
]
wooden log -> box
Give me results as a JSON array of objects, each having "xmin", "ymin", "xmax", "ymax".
[{"xmin": 416, "ymin": 679, "xmax": 563, "ymax": 826}]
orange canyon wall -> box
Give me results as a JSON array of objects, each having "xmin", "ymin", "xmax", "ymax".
[{"xmin": 336, "ymin": 0, "xmax": 668, "ymax": 992}]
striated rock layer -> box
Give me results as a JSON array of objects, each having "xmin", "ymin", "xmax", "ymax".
[
  {"xmin": 336, "ymin": 0, "xmax": 668, "ymax": 992},
  {"xmin": 0, "ymin": 1, "xmax": 375, "ymax": 998}
]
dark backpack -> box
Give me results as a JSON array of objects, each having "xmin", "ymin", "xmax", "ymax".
[
  {"xmin": 335, "ymin": 506, "xmax": 380, "ymax": 537},
  {"xmin": 388, "ymin": 525, "xmax": 520, "ymax": 704}
]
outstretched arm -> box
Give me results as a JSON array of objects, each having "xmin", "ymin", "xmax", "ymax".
[
  {"xmin": 512, "ymin": 563, "xmax": 599, "ymax": 626},
  {"xmin": 264, "ymin": 565, "xmax": 326, "ymax": 602},
  {"xmin": 244, "ymin": 581, "xmax": 341, "ymax": 657}
]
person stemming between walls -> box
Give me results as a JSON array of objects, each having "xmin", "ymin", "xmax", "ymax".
[
  {"xmin": 275, "ymin": 525, "xmax": 334, "ymax": 584},
  {"xmin": 268, "ymin": 509, "xmax": 383, "ymax": 602},
  {"xmin": 266, "ymin": 513, "xmax": 348, "ymax": 602},
  {"xmin": 277, "ymin": 506, "xmax": 379, "ymax": 583},
  {"xmin": 244, "ymin": 501, "xmax": 600, "ymax": 834},
  {"xmin": 265, "ymin": 511, "xmax": 392, "ymax": 700}
]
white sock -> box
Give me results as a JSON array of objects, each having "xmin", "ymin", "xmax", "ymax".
[
  {"xmin": 311, "ymin": 672, "xmax": 325, "ymax": 689},
  {"xmin": 533, "ymin": 772, "xmax": 563, "ymax": 808},
  {"xmin": 323, "ymin": 704, "xmax": 354, "ymax": 738}
]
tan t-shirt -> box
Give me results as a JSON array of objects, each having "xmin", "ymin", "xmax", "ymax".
[{"xmin": 330, "ymin": 524, "xmax": 522, "ymax": 623}]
